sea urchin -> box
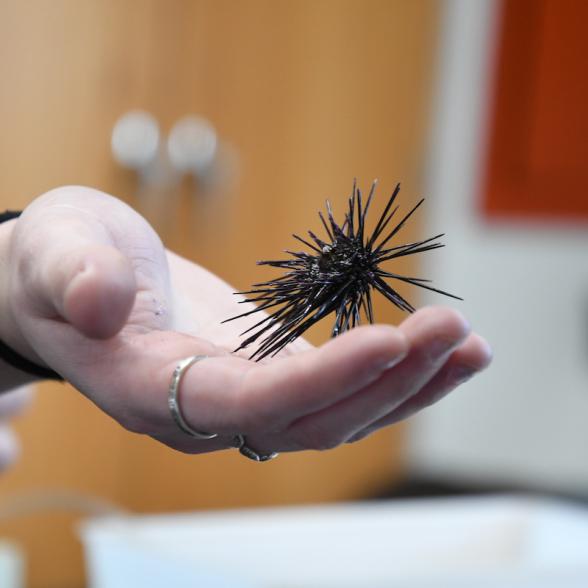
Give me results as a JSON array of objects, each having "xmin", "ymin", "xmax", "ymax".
[{"xmin": 224, "ymin": 180, "xmax": 461, "ymax": 360}]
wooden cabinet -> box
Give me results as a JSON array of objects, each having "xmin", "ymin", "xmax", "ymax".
[{"xmin": 0, "ymin": 1, "xmax": 440, "ymax": 586}]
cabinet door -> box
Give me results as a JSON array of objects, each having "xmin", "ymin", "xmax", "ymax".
[{"xmin": 0, "ymin": 1, "xmax": 440, "ymax": 586}]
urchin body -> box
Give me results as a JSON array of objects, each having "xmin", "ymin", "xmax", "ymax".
[{"xmin": 225, "ymin": 181, "xmax": 461, "ymax": 360}]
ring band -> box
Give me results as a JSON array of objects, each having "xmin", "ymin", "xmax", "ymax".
[
  {"xmin": 168, "ymin": 355, "xmax": 218, "ymax": 440},
  {"xmin": 169, "ymin": 355, "xmax": 278, "ymax": 461},
  {"xmin": 232, "ymin": 434, "xmax": 279, "ymax": 462}
]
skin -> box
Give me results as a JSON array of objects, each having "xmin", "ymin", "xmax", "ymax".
[{"xmin": 0, "ymin": 186, "xmax": 492, "ymax": 464}]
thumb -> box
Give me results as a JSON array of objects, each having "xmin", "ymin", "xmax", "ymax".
[
  {"xmin": 60, "ymin": 244, "xmax": 137, "ymax": 339},
  {"xmin": 15, "ymin": 209, "xmax": 137, "ymax": 340}
]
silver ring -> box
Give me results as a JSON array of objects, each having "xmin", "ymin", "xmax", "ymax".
[
  {"xmin": 232, "ymin": 434, "xmax": 278, "ymax": 462},
  {"xmin": 168, "ymin": 355, "xmax": 218, "ymax": 440}
]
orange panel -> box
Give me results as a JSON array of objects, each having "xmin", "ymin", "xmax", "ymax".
[{"xmin": 483, "ymin": 0, "xmax": 588, "ymax": 219}]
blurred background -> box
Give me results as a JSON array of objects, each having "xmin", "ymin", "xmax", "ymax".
[{"xmin": 0, "ymin": 0, "xmax": 586, "ymax": 586}]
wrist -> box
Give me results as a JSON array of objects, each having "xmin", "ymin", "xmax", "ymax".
[{"xmin": 0, "ymin": 215, "xmax": 61, "ymax": 384}]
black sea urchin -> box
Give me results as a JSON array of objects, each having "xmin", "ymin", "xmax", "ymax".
[{"xmin": 224, "ymin": 181, "xmax": 461, "ymax": 360}]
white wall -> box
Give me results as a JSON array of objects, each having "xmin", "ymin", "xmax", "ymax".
[{"xmin": 408, "ymin": 0, "xmax": 588, "ymax": 493}]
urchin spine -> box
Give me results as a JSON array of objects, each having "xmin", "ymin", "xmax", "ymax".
[{"xmin": 224, "ymin": 181, "xmax": 461, "ymax": 360}]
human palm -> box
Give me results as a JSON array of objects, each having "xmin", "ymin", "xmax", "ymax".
[{"xmin": 1, "ymin": 187, "xmax": 491, "ymax": 457}]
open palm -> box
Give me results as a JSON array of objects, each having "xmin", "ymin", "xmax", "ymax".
[{"xmin": 2, "ymin": 187, "xmax": 491, "ymax": 457}]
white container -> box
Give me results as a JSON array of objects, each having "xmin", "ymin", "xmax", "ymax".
[
  {"xmin": 0, "ymin": 541, "xmax": 24, "ymax": 588},
  {"xmin": 80, "ymin": 496, "xmax": 588, "ymax": 588}
]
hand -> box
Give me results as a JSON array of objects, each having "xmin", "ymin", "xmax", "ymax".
[{"xmin": 1, "ymin": 186, "xmax": 492, "ymax": 456}]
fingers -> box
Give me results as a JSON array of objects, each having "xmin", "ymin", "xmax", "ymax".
[
  {"xmin": 94, "ymin": 308, "xmax": 483, "ymax": 458},
  {"xmin": 17, "ymin": 297, "xmax": 488, "ymax": 461},
  {"xmin": 83, "ymin": 325, "xmax": 407, "ymax": 454},
  {"xmin": 378, "ymin": 332, "xmax": 492, "ymax": 424},
  {"xmin": 348, "ymin": 332, "xmax": 493, "ymax": 442},
  {"xmin": 234, "ymin": 325, "xmax": 409, "ymax": 432},
  {"xmin": 260, "ymin": 306, "xmax": 471, "ymax": 451},
  {"xmin": 147, "ymin": 325, "xmax": 407, "ymax": 438}
]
